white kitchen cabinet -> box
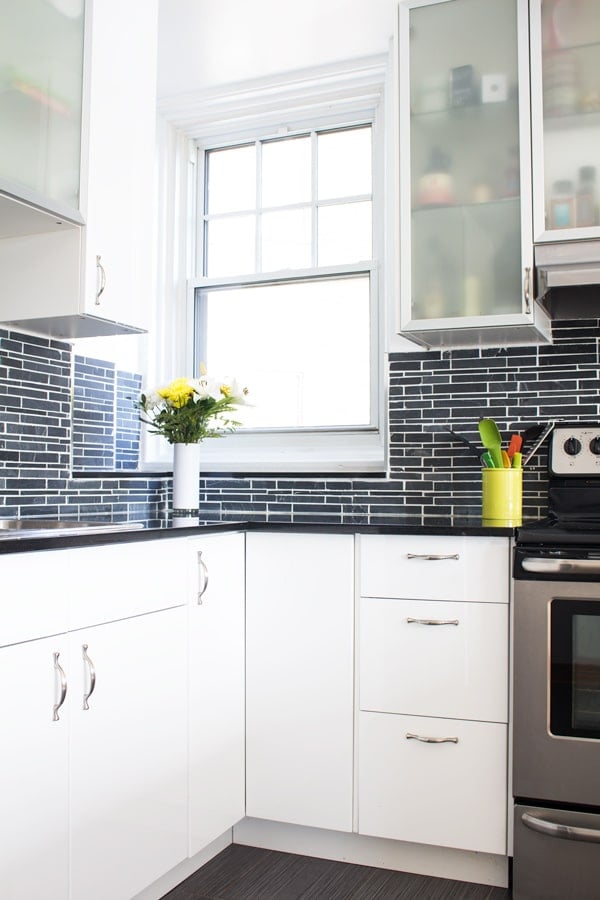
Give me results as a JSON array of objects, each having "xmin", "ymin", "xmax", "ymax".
[
  {"xmin": 397, "ymin": 0, "xmax": 550, "ymax": 348},
  {"xmin": 0, "ymin": 635, "xmax": 70, "ymax": 900},
  {"xmin": 357, "ymin": 534, "xmax": 509, "ymax": 854},
  {"xmin": 69, "ymin": 606, "xmax": 188, "ymax": 900},
  {"xmin": 188, "ymin": 531, "xmax": 246, "ymax": 855},
  {"xmin": 0, "ymin": 0, "xmax": 159, "ymax": 338},
  {"xmin": 359, "ymin": 596, "xmax": 508, "ymax": 722},
  {"xmin": 358, "ymin": 712, "xmax": 508, "ymax": 855},
  {"xmin": 531, "ymin": 0, "xmax": 600, "ymax": 242},
  {"xmin": 245, "ymin": 531, "xmax": 355, "ymax": 832}
]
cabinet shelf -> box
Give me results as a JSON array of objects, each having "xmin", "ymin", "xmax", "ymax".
[{"xmin": 412, "ymin": 196, "xmax": 520, "ymax": 216}]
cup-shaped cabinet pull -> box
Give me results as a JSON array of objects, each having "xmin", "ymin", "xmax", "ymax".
[
  {"xmin": 197, "ymin": 550, "xmax": 209, "ymax": 604},
  {"xmin": 406, "ymin": 617, "xmax": 459, "ymax": 626},
  {"xmin": 82, "ymin": 643, "xmax": 96, "ymax": 710},
  {"xmin": 406, "ymin": 732, "xmax": 459, "ymax": 744},
  {"xmin": 52, "ymin": 651, "xmax": 67, "ymax": 722},
  {"xmin": 406, "ymin": 553, "xmax": 460, "ymax": 561}
]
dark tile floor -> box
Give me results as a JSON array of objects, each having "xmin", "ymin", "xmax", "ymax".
[{"xmin": 162, "ymin": 844, "xmax": 511, "ymax": 900}]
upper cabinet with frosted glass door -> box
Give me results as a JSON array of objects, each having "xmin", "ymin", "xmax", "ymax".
[
  {"xmin": 530, "ymin": 0, "xmax": 600, "ymax": 242},
  {"xmin": 397, "ymin": 0, "xmax": 550, "ymax": 347},
  {"xmin": 0, "ymin": 0, "xmax": 85, "ymax": 226}
]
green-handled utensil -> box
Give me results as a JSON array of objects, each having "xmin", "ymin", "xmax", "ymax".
[{"xmin": 478, "ymin": 418, "xmax": 504, "ymax": 469}]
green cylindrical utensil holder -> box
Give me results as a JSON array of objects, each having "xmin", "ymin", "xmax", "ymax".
[{"xmin": 482, "ymin": 467, "xmax": 523, "ymax": 526}]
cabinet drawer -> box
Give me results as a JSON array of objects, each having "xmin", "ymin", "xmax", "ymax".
[
  {"xmin": 359, "ymin": 597, "xmax": 508, "ymax": 722},
  {"xmin": 358, "ymin": 711, "xmax": 507, "ymax": 855},
  {"xmin": 0, "ymin": 550, "xmax": 69, "ymax": 646},
  {"xmin": 360, "ymin": 534, "xmax": 509, "ymax": 603}
]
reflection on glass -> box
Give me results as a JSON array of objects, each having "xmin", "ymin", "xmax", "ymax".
[
  {"xmin": 200, "ymin": 276, "xmax": 371, "ymax": 428},
  {"xmin": 318, "ymin": 201, "xmax": 372, "ymax": 266},
  {"xmin": 262, "ymin": 136, "xmax": 311, "ymax": 207},
  {"xmin": 318, "ymin": 127, "xmax": 372, "ymax": 200},
  {"xmin": 408, "ymin": 0, "xmax": 521, "ymax": 320},
  {"xmin": 0, "ymin": 0, "xmax": 84, "ymax": 209},
  {"xmin": 206, "ymin": 216, "xmax": 256, "ymax": 277},
  {"xmin": 206, "ymin": 144, "xmax": 256, "ymax": 215},
  {"xmin": 261, "ymin": 208, "xmax": 311, "ymax": 271},
  {"xmin": 542, "ymin": 0, "xmax": 600, "ymax": 231},
  {"xmin": 572, "ymin": 613, "xmax": 600, "ymax": 732}
]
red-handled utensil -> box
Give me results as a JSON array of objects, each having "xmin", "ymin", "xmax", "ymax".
[{"xmin": 507, "ymin": 433, "xmax": 523, "ymax": 460}]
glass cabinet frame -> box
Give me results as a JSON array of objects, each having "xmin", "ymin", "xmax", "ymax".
[
  {"xmin": 530, "ymin": 0, "xmax": 600, "ymax": 244},
  {"xmin": 397, "ymin": 0, "xmax": 539, "ymax": 342}
]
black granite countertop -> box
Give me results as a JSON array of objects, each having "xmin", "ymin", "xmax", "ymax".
[{"xmin": 0, "ymin": 517, "xmax": 517, "ymax": 554}]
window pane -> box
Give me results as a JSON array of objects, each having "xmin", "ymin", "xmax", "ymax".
[
  {"xmin": 318, "ymin": 127, "xmax": 372, "ymax": 200},
  {"xmin": 261, "ymin": 208, "xmax": 312, "ymax": 271},
  {"xmin": 206, "ymin": 144, "xmax": 256, "ymax": 214},
  {"xmin": 199, "ymin": 276, "xmax": 371, "ymax": 428},
  {"xmin": 318, "ymin": 201, "xmax": 372, "ymax": 265},
  {"xmin": 261, "ymin": 136, "xmax": 311, "ymax": 207},
  {"xmin": 206, "ymin": 216, "xmax": 256, "ymax": 277}
]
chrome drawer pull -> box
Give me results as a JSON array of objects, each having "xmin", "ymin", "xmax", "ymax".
[
  {"xmin": 53, "ymin": 651, "xmax": 67, "ymax": 722},
  {"xmin": 197, "ymin": 550, "xmax": 209, "ymax": 604},
  {"xmin": 82, "ymin": 644, "xmax": 96, "ymax": 710},
  {"xmin": 406, "ymin": 732, "xmax": 459, "ymax": 744},
  {"xmin": 522, "ymin": 812, "xmax": 600, "ymax": 845},
  {"xmin": 406, "ymin": 553, "xmax": 460, "ymax": 561},
  {"xmin": 406, "ymin": 617, "xmax": 459, "ymax": 626}
]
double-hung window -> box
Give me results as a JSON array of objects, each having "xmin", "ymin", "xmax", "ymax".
[{"xmin": 191, "ymin": 111, "xmax": 385, "ymax": 473}]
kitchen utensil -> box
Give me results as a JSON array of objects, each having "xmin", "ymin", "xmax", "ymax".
[
  {"xmin": 501, "ymin": 450, "xmax": 511, "ymax": 468},
  {"xmin": 481, "ymin": 451, "xmax": 495, "ymax": 468},
  {"xmin": 444, "ymin": 428, "xmax": 484, "ymax": 462},
  {"xmin": 478, "ymin": 418, "xmax": 504, "ymax": 469},
  {"xmin": 507, "ymin": 433, "xmax": 523, "ymax": 459},
  {"xmin": 523, "ymin": 421, "xmax": 555, "ymax": 466},
  {"xmin": 512, "ymin": 451, "xmax": 522, "ymax": 469}
]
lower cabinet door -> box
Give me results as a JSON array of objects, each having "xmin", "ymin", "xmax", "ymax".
[
  {"xmin": 358, "ymin": 711, "xmax": 507, "ymax": 855},
  {"xmin": 0, "ymin": 636, "xmax": 69, "ymax": 900},
  {"xmin": 188, "ymin": 532, "xmax": 246, "ymax": 855},
  {"xmin": 69, "ymin": 607, "xmax": 188, "ymax": 900}
]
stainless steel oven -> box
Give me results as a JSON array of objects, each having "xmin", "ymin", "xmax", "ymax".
[{"xmin": 513, "ymin": 424, "xmax": 600, "ymax": 900}]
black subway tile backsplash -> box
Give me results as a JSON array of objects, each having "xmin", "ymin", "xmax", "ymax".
[{"xmin": 1, "ymin": 319, "xmax": 600, "ymax": 526}]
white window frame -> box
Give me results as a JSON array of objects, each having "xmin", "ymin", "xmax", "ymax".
[{"xmin": 147, "ymin": 56, "xmax": 391, "ymax": 473}]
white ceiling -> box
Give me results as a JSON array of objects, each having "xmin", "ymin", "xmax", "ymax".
[{"xmin": 157, "ymin": 0, "xmax": 396, "ymax": 99}]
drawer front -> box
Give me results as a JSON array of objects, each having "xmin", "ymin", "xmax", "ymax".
[
  {"xmin": 359, "ymin": 597, "xmax": 508, "ymax": 722},
  {"xmin": 0, "ymin": 550, "xmax": 69, "ymax": 645},
  {"xmin": 360, "ymin": 534, "xmax": 509, "ymax": 603},
  {"xmin": 358, "ymin": 711, "xmax": 507, "ymax": 855}
]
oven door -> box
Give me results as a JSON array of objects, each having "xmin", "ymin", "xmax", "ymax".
[{"xmin": 513, "ymin": 578, "xmax": 600, "ymax": 807}]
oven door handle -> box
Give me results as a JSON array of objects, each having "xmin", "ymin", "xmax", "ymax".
[
  {"xmin": 521, "ymin": 557, "xmax": 600, "ymax": 575},
  {"xmin": 522, "ymin": 811, "xmax": 600, "ymax": 844}
]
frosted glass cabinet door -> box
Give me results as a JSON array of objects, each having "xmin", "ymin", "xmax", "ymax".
[
  {"xmin": 400, "ymin": 0, "xmax": 532, "ymax": 325},
  {"xmin": 531, "ymin": 0, "xmax": 600, "ymax": 240},
  {"xmin": 0, "ymin": 0, "xmax": 84, "ymax": 213}
]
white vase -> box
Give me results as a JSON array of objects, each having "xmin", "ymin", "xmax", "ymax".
[{"xmin": 172, "ymin": 442, "xmax": 201, "ymax": 525}]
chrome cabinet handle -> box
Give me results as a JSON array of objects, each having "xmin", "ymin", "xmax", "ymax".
[
  {"xmin": 406, "ymin": 617, "xmax": 459, "ymax": 626},
  {"xmin": 522, "ymin": 812, "xmax": 600, "ymax": 845},
  {"xmin": 82, "ymin": 644, "xmax": 96, "ymax": 710},
  {"xmin": 197, "ymin": 550, "xmax": 209, "ymax": 604},
  {"xmin": 95, "ymin": 255, "xmax": 106, "ymax": 305},
  {"xmin": 53, "ymin": 651, "xmax": 67, "ymax": 722},
  {"xmin": 406, "ymin": 553, "xmax": 459, "ymax": 561},
  {"xmin": 406, "ymin": 732, "xmax": 459, "ymax": 744},
  {"xmin": 523, "ymin": 266, "xmax": 531, "ymax": 313}
]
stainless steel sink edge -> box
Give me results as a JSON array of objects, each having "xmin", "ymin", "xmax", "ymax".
[{"xmin": 0, "ymin": 519, "xmax": 145, "ymax": 538}]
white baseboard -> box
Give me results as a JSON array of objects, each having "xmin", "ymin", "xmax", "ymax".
[
  {"xmin": 233, "ymin": 818, "xmax": 509, "ymax": 888},
  {"xmin": 132, "ymin": 829, "xmax": 233, "ymax": 900}
]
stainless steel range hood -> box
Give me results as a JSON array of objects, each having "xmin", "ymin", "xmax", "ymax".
[{"xmin": 535, "ymin": 240, "xmax": 600, "ymax": 318}]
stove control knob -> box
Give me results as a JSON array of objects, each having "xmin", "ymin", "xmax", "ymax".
[
  {"xmin": 564, "ymin": 437, "xmax": 582, "ymax": 456},
  {"xmin": 590, "ymin": 437, "xmax": 600, "ymax": 455}
]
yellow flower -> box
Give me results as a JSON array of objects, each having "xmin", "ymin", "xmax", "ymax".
[{"xmin": 158, "ymin": 378, "xmax": 195, "ymax": 408}]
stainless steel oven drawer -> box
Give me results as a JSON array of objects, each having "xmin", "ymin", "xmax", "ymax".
[{"xmin": 514, "ymin": 803, "xmax": 600, "ymax": 900}]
